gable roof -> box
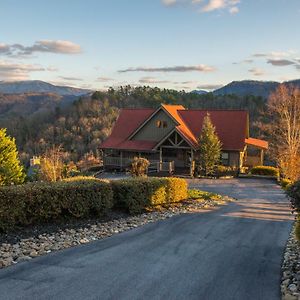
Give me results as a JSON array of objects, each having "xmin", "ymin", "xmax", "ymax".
[
  {"xmin": 178, "ymin": 109, "xmax": 249, "ymax": 150},
  {"xmin": 245, "ymin": 137, "xmax": 268, "ymax": 150},
  {"xmin": 162, "ymin": 104, "xmax": 198, "ymax": 147},
  {"xmin": 99, "ymin": 108, "xmax": 156, "ymax": 151},
  {"xmin": 100, "ymin": 105, "xmax": 267, "ymax": 151}
]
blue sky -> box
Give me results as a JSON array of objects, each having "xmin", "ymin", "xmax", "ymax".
[{"xmin": 1, "ymin": 0, "xmax": 300, "ymax": 91}]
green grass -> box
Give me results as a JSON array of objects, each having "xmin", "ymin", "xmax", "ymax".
[{"xmin": 188, "ymin": 189, "xmax": 222, "ymax": 201}]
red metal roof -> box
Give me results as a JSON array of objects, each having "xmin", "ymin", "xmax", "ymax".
[
  {"xmin": 179, "ymin": 110, "xmax": 249, "ymax": 150},
  {"xmin": 100, "ymin": 105, "xmax": 268, "ymax": 152},
  {"xmin": 245, "ymin": 137, "xmax": 268, "ymax": 150},
  {"xmin": 100, "ymin": 108, "xmax": 156, "ymax": 151},
  {"xmin": 162, "ymin": 104, "xmax": 198, "ymax": 147}
]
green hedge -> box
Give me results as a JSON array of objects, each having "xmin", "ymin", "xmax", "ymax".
[
  {"xmin": 287, "ymin": 180, "xmax": 300, "ymax": 213},
  {"xmin": 250, "ymin": 166, "xmax": 279, "ymax": 177},
  {"xmin": 0, "ymin": 176, "xmax": 188, "ymax": 231},
  {"xmin": 111, "ymin": 177, "xmax": 188, "ymax": 214},
  {"xmin": 0, "ymin": 179, "xmax": 113, "ymax": 231}
]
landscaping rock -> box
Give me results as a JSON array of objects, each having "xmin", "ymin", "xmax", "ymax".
[
  {"xmin": 281, "ymin": 224, "xmax": 300, "ymax": 299},
  {"xmin": 0, "ymin": 195, "xmax": 234, "ymax": 269}
]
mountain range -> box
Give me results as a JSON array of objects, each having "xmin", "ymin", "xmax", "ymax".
[
  {"xmin": 0, "ymin": 80, "xmax": 91, "ymax": 96},
  {"xmin": 195, "ymin": 79, "xmax": 300, "ymax": 98}
]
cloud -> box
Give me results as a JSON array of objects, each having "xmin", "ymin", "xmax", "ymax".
[
  {"xmin": 161, "ymin": 0, "xmax": 240, "ymax": 14},
  {"xmin": 267, "ymin": 59, "xmax": 295, "ymax": 66},
  {"xmin": 96, "ymin": 77, "xmax": 114, "ymax": 82},
  {"xmin": 139, "ymin": 77, "xmax": 170, "ymax": 84},
  {"xmin": 47, "ymin": 66, "xmax": 58, "ymax": 72},
  {"xmin": 174, "ymin": 80, "xmax": 197, "ymax": 85},
  {"xmin": 197, "ymin": 83, "xmax": 223, "ymax": 90},
  {"xmin": 201, "ymin": 0, "xmax": 240, "ymax": 13},
  {"xmin": 253, "ymin": 50, "xmax": 298, "ymax": 59},
  {"xmin": 118, "ymin": 64, "xmax": 216, "ymax": 73},
  {"xmin": 253, "ymin": 53, "xmax": 268, "ymax": 57},
  {"xmin": 0, "ymin": 60, "xmax": 44, "ymax": 80},
  {"xmin": 0, "ymin": 40, "xmax": 81, "ymax": 57},
  {"xmin": 229, "ymin": 6, "xmax": 239, "ymax": 14},
  {"xmin": 162, "ymin": 0, "xmax": 177, "ymax": 6},
  {"xmin": 59, "ymin": 76, "xmax": 83, "ymax": 81},
  {"xmin": 248, "ymin": 68, "xmax": 265, "ymax": 76}
]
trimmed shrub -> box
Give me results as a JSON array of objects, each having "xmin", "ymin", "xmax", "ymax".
[
  {"xmin": 0, "ymin": 179, "xmax": 113, "ymax": 231},
  {"xmin": 215, "ymin": 165, "xmax": 238, "ymax": 178},
  {"xmin": 287, "ymin": 180, "xmax": 300, "ymax": 213},
  {"xmin": 281, "ymin": 178, "xmax": 293, "ymax": 190},
  {"xmin": 111, "ymin": 177, "xmax": 188, "ymax": 214},
  {"xmin": 250, "ymin": 166, "xmax": 279, "ymax": 177}
]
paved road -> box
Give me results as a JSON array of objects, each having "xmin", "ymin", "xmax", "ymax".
[{"xmin": 0, "ymin": 179, "xmax": 293, "ymax": 300}]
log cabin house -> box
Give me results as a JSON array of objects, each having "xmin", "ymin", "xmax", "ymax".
[{"xmin": 99, "ymin": 104, "xmax": 268, "ymax": 175}]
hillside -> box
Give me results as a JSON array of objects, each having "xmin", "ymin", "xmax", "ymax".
[
  {"xmin": 192, "ymin": 79, "xmax": 300, "ymax": 98},
  {"xmin": 0, "ymin": 80, "xmax": 91, "ymax": 96},
  {"xmin": 213, "ymin": 80, "xmax": 279, "ymax": 98},
  {"xmin": 0, "ymin": 86, "xmax": 268, "ymax": 165},
  {"xmin": 0, "ymin": 93, "xmax": 79, "ymax": 117}
]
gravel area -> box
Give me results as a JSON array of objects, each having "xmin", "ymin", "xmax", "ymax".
[
  {"xmin": 0, "ymin": 195, "xmax": 233, "ymax": 269},
  {"xmin": 281, "ymin": 222, "xmax": 300, "ymax": 300}
]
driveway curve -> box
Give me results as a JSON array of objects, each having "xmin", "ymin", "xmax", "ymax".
[{"xmin": 0, "ymin": 179, "xmax": 293, "ymax": 300}]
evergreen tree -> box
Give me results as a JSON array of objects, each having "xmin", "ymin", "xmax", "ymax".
[
  {"xmin": 196, "ymin": 113, "xmax": 222, "ymax": 176},
  {"xmin": 0, "ymin": 128, "xmax": 25, "ymax": 185}
]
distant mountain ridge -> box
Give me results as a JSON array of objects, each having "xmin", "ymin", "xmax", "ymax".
[
  {"xmin": 0, "ymin": 80, "xmax": 91, "ymax": 96},
  {"xmin": 193, "ymin": 79, "xmax": 300, "ymax": 98}
]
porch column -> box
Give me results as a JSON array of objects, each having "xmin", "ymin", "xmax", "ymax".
[
  {"xmin": 190, "ymin": 149, "xmax": 194, "ymax": 177},
  {"xmin": 260, "ymin": 149, "xmax": 264, "ymax": 165},
  {"xmin": 159, "ymin": 147, "xmax": 162, "ymax": 171}
]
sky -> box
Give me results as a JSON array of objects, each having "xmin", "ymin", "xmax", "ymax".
[{"xmin": 1, "ymin": 0, "xmax": 300, "ymax": 91}]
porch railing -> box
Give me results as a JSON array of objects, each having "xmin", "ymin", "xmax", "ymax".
[{"xmin": 103, "ymin": 156, "xmax": 174, "ymax": 173}]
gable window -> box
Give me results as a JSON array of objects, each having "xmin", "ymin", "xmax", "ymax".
[
  {"xmin": 156, "ymin": 120, "xmax": 167, "ymax": 128},
  {"xmin": 221, "ymin": 152, "xmax": 229, "ymax": 166}
]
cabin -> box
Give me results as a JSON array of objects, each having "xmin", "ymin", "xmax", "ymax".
[{"xmin": 99, "ymin": 104, "xmax": 268, "ymax": 175}]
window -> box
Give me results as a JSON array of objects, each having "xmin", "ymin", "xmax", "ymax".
[
  {"xmin": 162, "ymin": 121, "xmax": 168, "ymax": 128},
  {"xmin": 156, "ymin": 120, "xmax": 167, "ymax": 128},
  {"xmin": 156, "ymin": 120, "xmax": 162, "ymax": 128},
  {"xmin": 221, "ymin": 152, "xmax": 229, "ymax": 166}
]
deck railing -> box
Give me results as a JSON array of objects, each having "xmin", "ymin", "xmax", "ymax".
[{"xmin": 103, "ymin": 157, "xmax": 174, "ymax": 173}]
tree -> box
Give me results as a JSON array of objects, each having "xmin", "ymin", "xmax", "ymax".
[
  {"xmin": 39, "ymin": 145, "xmax": 64, "ymax": 182},
  {"xmin": 266, "ymin": 85, "xmax": 300, "ymax": 181},
  {"xmin": 196, "ymin": 113, "xmax": 222, "ymax": 176},
  {"xmin": 0, "ymin": 128, "xmax": 25, "ymax": 185}
]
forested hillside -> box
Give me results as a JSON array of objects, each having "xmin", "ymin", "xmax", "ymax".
[{"xmin": 0, "ymin": 85, "xmax": 267, "ymax": 165}]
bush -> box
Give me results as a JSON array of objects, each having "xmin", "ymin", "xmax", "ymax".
[
  {"xmin": 130, "ymin": 157, "xmax": 150, "ymax": 177},
  {"xmin": 250, "ymin": 166, "xmax": 279, "ymax": 177},
  {"xmin": 287, "ymin": 180, "xmax": 300, "ymax": 213},
  {"xmin": 0, "ymin": 179, "xmax": 113, "ymax": 231},
  {"xmin": 111, "ymin": 177, "xmax": 187, "ymax": 214},
  {"xmin": 281, "ymin": 178, "xmax": 293, "ymax": 190},
  {"xmin": 215, "ymin": 165, "xmax": 238, "ymax": 178},
  {"xmin": 295, "ymin": 216, "xmax": 300, "ymax": 242}
]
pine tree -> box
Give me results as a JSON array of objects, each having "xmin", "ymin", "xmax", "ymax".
[
  {"xmin": 196, "ymin": 113, "xmax": 222, "ymax": 176},
  {"xmin": 0, "ymin": 128, "xmax": 25, "ymax": 185}
]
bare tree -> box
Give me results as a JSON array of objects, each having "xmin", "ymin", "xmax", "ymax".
[
  {"xmin": 39, "ymin": 145, "xmax": 64, "ymax": 182},
  {"xmin": 267, "ymin": 85, "xmax": 300, "ymax": 181}
]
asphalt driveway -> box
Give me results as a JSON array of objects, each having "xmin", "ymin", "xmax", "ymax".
[{"xmin": 0, "ymin": 179, "xmax": 293, "ymax": 300}]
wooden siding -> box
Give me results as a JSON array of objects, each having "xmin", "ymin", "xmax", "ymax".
[{"xmin": 132, "ymin": 109, "xmax": 176, "ymax": 142}]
